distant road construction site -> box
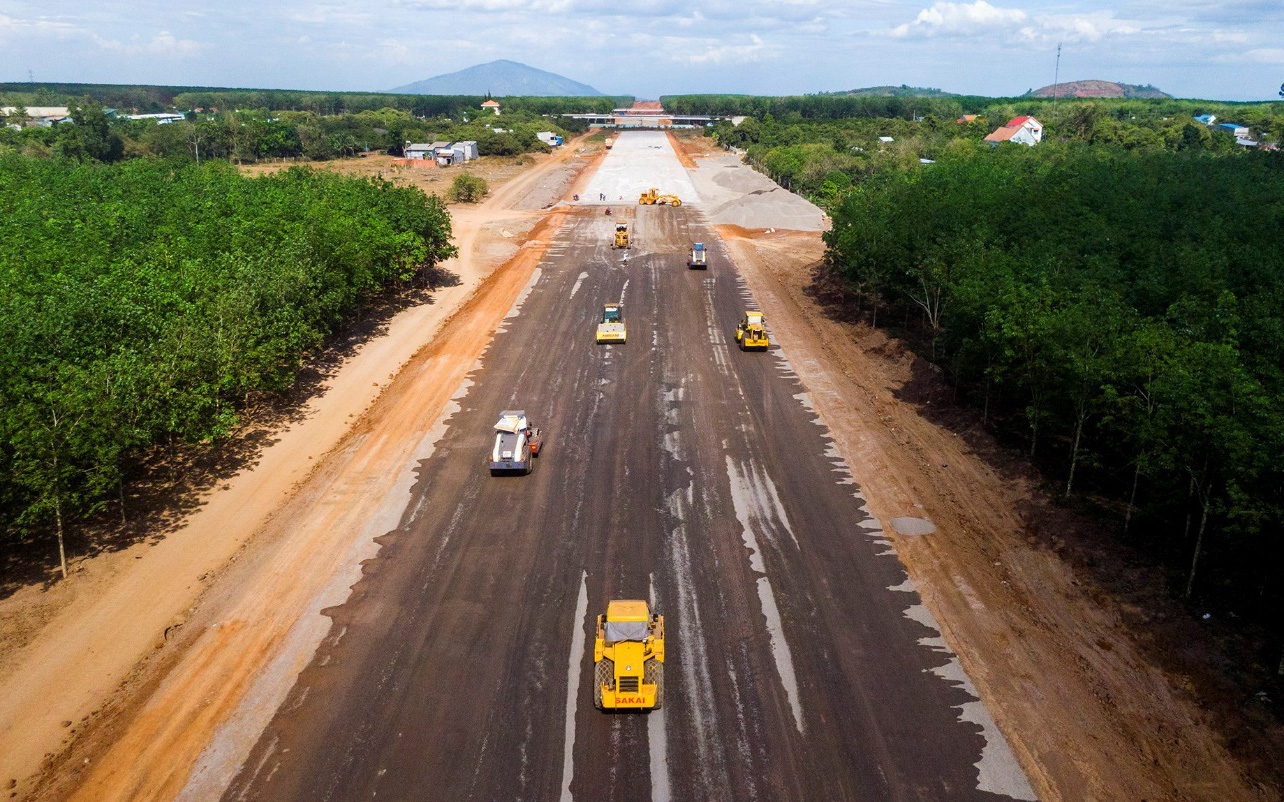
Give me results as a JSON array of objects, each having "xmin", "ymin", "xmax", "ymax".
[{"xmin": 4, "ymin": 129, "xmax": 1265, "ymax": 802}]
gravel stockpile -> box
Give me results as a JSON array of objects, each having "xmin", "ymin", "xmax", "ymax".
[{"xmin": 690, "ymin": 153, "xmax": 828, "ymax": 232}]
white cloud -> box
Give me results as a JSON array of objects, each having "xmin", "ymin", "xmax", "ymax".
[
  {"xmin": 1244, "ymin": 48, "xmax": 1284, "ymax": 63},
  {"xmin": 891, "ymin": 0, "xmax": 1139, "ymax": 43},
  {"xmin": 0, "ymin": 12, "xmax": 81, "ymax": 41},
  {"xmin": 891, "ymin": 1, "xmax": 1025, "ymax": 38},
  {"xmin": 670, "ymin": 33, "xmax": 772, "ymax": 65},
  {"xmin": 97, "ymin": 31, "xmax": 205, "ymax": 56}
]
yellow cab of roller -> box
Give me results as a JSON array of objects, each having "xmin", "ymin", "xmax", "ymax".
[
  {"xmin": 593, "ymin": 599, "xmax": 665, "ymax": 711},
  {"xmin": 735, "ymin": 311, "xmax": 770, "ymax": 351}
]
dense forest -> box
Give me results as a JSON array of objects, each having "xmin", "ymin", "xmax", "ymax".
[
  {"xmin": 0, "ymin": 102, "xmax": 580, "ymax": 164},
  {"xmin": 0, "ymin": 154, "xmax": 455, "ymax": 574},
  {"xmin": 825, "ymin": 143, "xmax": 1284, "ymax": 623}
]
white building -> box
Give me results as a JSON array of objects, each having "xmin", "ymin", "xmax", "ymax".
[
  {"xmin": 1, "ymin": 106, "xmax": 70, "ymax": 127},
  {"xmin": 404, "ymin": 142, "xmax": 435, "ymax": 160},
  {"xmin": 126, "ymin": 113, "xmax": 186, "ymax": 125},
  {"xmin": 984, "ymin": 116, "xmax": 1044, "ymax": 146},
  {"xmin": 452, "ymin": 141, "xmax": 479, "ymax": 161}
]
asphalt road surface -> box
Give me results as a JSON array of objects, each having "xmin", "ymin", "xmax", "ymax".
[{"xmin": 223, "ymin": 139, "xmax": 1035, "ymax": 802}]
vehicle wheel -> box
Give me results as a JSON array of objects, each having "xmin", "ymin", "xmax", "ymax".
[
  {"xmin": 594, "ymin": 659, "xmax": 613, "ymax": 710},
  {"xmin": 645, "ymin": 659, "xmax": 664, "ymax": 710},
  {"xmin": 490, "ymin": 469, "xmax": 501, "ymax": 477}
]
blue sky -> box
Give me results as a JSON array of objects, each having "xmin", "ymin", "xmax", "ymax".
[{"xmin": 1, "ymin": 0, "xmax": 1281, "ymax": 100}]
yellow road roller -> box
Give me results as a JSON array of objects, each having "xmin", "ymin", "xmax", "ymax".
[
  {"xmin": 735, "ymin": 311, "xmax": 770, "ymax": 351},
  {"xmin": 593, "ymin": 599, "xmax": 664, "ymax": 710}
]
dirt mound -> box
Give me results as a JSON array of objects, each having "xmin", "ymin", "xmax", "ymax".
[{"xmin": 1029, "ymin": 80, "xmax": 1170, "ymax": 99}]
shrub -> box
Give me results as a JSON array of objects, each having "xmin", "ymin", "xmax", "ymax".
[{"xmin": 449, "ymin": 173, "xmax": 489, "ymax": 203}]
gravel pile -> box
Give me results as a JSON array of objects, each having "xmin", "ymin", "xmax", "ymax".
[{"xmin": 690, "ymin": 154, "xmax": 828, "ymax": 232}]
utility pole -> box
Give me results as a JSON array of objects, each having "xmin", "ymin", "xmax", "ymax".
[{"xmin": 1052, "ymin": 43, "xmax": 1062, "ymax": 120}]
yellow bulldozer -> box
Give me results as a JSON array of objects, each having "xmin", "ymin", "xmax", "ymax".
[
  {"xmin": 735, "ymin": 311, "xmax": 770, "ymax": 351},
  {"xmin": 638, "ymin": 187, "xmax": 682, "ymax": 207},
  {"xmin": 594, "ymin": 599, "xmax": 664, "ymax": 711},
  {"xmin": 613, "ymin": 222, "xmax": 629, "ymax": 249}
]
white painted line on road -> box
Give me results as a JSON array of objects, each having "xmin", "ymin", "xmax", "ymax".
[
  {"xmin": 560, "ymin": 570, "xmax": 589, "ymax": 802},
  {"xmin": 647, "ymin": 574, "xmax": 672, "ymax": 802},
  {"xmin": 725, "ymin": 457, "xmax": 804, "ymax": 734},
  {"xmin": 570, "ymin": 271, "xmax": 589, "ymax": 299},
  {"xmin": 619, "ymin": 278, "xmax": 630, "ymax": 306}
]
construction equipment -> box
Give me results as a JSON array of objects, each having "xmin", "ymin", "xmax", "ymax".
[
  {"xmin": 604, "ymin": 138, "xmax": 614, "ymax": 150},
  {"xmin": 687, "ymin": 242, "xmax": 707, "ymax": 269},
  {"xmin": 593, "ymin": 600, "xmax": 665, "ymax": 711},
  {"xmin": 734, "ymin": 311, "xmax": 769, "ymax": 351},
  {"xmin": 488, "ymin": 410, "xmax": 542, "ymax": 475},
  {"xmin": 638, "ymin": 187, "xmax": 682, "ymax": 207},
  {"xmin": 613, "ymin": 223, "xmax": 629, "ymax": 249},
  {"xmin": 596, "ymin": 303, "xmax": 626, "ymax": 343}
]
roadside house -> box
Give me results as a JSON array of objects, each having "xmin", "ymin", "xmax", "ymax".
[
  {"xmin": 404, "ymin": 142, "xmax": 435, "ymax": 160},
  {"xmin": 1, "ymin": 106, "xmax": 71, "ymax": 127},
  {"xmin": 984, "ymin": 115, "xmax": 1043, "ymax": 146},
  {"xmin": 450, "ymin": 141, "xmax": 479, "ymax": 162}
]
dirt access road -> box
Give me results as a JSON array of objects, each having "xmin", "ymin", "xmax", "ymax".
[{"xmin": 0, "ymin": 136, "xmax": 596, "ymax": 800}]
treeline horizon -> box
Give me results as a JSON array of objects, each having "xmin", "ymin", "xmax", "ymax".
[
  {"xmin": 0, "ymin": 82, "xmax": 626, "ymax": 116},
  {"xmin": 2, "ymin": 81, "xmax": 1275, "ymax": 119}
]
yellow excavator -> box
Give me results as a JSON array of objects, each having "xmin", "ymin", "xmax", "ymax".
[
  {"xmin": 613, "ymin": 222, "xmax": 629, "ymax": 249},
  {"xmin": 593, "ymin": 599, "xmax": 664, "ymax": 710},
  {"xmin": 735, "ymin": 311, "xmax": 769, "ymax": 351},
  {"xmin": 638, "ymin": 187, "xmax": 682, "ymax": 207}
]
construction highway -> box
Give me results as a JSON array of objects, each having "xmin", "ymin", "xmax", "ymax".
[{"xmin": 218, "ymin": 132, "xmax": 1035, "ymax": 801}]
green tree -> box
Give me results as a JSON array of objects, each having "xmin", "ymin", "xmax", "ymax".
[{"xmin": 54, "ymin": 100, "xmax": 123, "ymax": 161}]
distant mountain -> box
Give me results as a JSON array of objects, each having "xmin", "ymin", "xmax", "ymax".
[
  {"xmin": 391, "ymin": 60, "xmax": 604, "ymax": 97},
  {"xmin": 827, "ymin": 85, "xmax": 956, "ymax": 98},
  {"xmin": 1028, "ymin": 80, "xmax": 1170, "ymax": 99}
]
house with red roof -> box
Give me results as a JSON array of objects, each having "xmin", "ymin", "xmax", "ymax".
[{"xmin": 984, "ymin": 115, "xmax": 1043, "ymax": 146}]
